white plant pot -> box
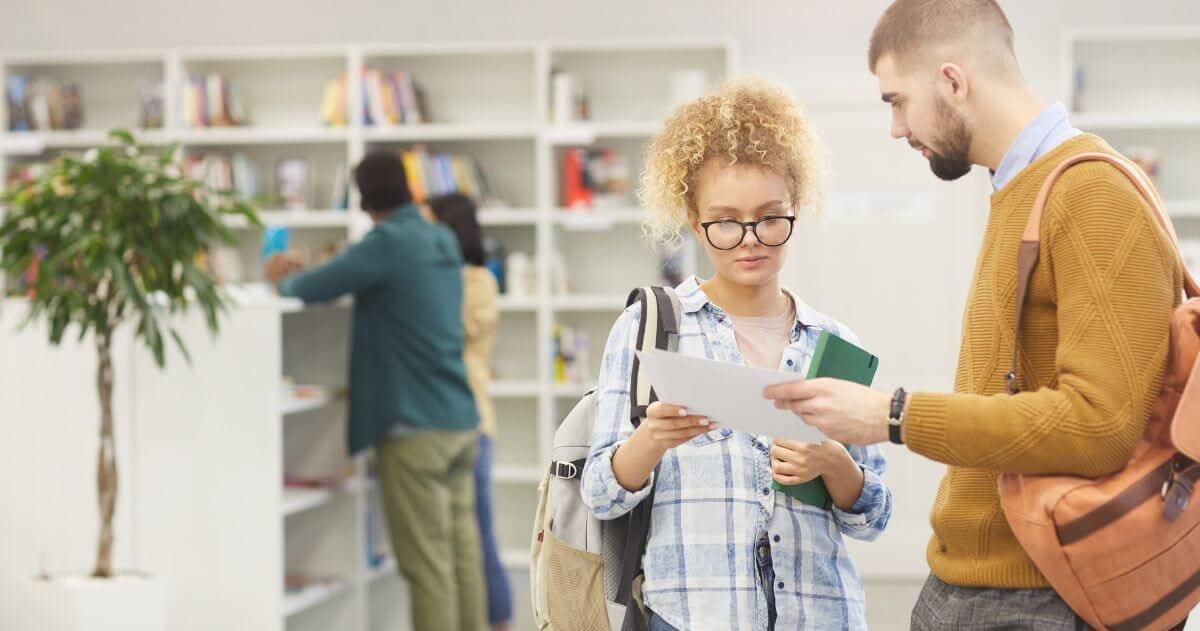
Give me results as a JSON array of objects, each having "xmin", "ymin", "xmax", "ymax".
[{"xmin": 8, "ymin": 574, "xmax": 166, "ymax": 631}]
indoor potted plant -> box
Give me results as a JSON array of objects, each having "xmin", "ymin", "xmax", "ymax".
[{"xmin": 0, "ymin": 130, "xmax": 258, "ymax": 630}]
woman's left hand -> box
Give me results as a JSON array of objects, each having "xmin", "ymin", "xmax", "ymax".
[{"xmin": 770, "ymin": 438, "xmax": 853, "ymax": 485}]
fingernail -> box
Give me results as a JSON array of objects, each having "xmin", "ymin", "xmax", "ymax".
[
  {"xmin": 678, "ymin": 408, "xmax": 689, "ymax": 416},
  {"xmin": 698, "ymin": 418, "xmax": 709, "ymax": 426}
]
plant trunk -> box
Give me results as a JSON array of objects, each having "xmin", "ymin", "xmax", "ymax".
[{"xmin": 93, "ymin": 328, "xmax": 117, "ymax": 578}]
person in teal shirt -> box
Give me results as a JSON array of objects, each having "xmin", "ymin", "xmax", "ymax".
[{"xmin": 266, "ymin": 151, "xmax": 484, "ymax": 631}]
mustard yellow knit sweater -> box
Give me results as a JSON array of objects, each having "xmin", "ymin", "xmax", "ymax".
[{"xmin": 904, "ymin": 134, "xmax": 1183, "ymax": 588}]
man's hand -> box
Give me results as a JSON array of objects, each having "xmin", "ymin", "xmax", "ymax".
[
  {"xmin": 763, "ymin": 378, "xmax": 892, "ymax": 445},
  {"xmin": 264, "ymin": 252, "xmax": 302, "ymax": 285}
]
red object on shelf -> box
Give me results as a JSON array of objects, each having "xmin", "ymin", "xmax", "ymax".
[{"xmin": 562, "ymin": 148, "xmax": 592, "ymax": 210}]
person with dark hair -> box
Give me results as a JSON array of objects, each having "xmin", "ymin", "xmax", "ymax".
[
  {"xmin": 428, "ymin": 193, "xmax": 512, "ymax": 631},
  {"xmin": 265, "ymin": 151, "xmax": 485, "ymax": 631}
]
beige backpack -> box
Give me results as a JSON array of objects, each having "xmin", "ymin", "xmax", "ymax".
[{"xmin": 530, "ymin": 287, "xmax": 680, "ymax": 631}]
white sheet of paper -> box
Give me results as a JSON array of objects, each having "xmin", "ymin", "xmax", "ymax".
[{"xmin": 635, "ymin": 349, "xmax": 828, "ymax": 442}]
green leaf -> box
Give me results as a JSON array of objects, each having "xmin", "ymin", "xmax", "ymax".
[
  {"xmin": 168, "ymin": 328, "xmax": 192, "ymax": 365},
  {"xmin": 108, "ymin": 129, "xmax": 135, "ymax": 146}
]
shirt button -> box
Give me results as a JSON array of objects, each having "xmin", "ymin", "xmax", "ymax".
[
  {"xmin": 762, "ymin": 488, "xmax": 770, "ymax": 496},
  {"xmin": 778, "ymin": 581, "xmax": 785, "ymax": 590},
  {"xmin": 786, "ymin": 359, "xmax": 793, "ymax": 366},
  {"xmin": 773, "ymin": 534, "xmax": 781, "ymax": 543}
]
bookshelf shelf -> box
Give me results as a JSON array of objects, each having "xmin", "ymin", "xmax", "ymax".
[
  {"xmin": 173, "ymin": 127, "xmax": 348, "ymax": 145},
  {"xmin": 543, "ymin": 121, "xmax": 660, "ymax": 144},
  {"xmin": 282, "ymin": 487, "xmax": 336, "ymax": 517},
  {"xmin": 551, "ymin": 294, "xmax": 632, "ymax": 312},
  {"xmin": 488, "ymin": 380, "xmax": 543, "ymax": 397},
  {"xmin": 1, "ymin": 129, "xmax": 168, "ymax": 151},
  {"xmin": 363, "ymin": 123, "xmax": 537, "ymax": 142},
  {"xmin": 281, "ymin": 387, "xmax": 337, "ymax": 416},
  {"xmin": 478, "ymin": 207, "xmax": 542, "ymax": 226},
  {"xmin": 283, "ymin": 579, "xmax": 352, "ymax": 618},
  {"xmin": 225, "ymin": 210, "xmax": 353, "ymax": 230},
  {"xmin": 554, "ymin": 207, "xmax": 645, "ymax": 230},
  {"xmin": 0, "ymin": 40, "xmax": 733, "ymax": 631}
]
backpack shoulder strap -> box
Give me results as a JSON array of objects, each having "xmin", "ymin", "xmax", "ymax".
[
  {"xmin": 612, "ymin": 287, "xmax": 681, "ymax": 626},
  {"xmin": 1007, "ymin": 152, "xmax": 1200, "ymax": 394},
  {"xmin": 626, "ymin": 286, "xmax": 682, "ymax": 426}
]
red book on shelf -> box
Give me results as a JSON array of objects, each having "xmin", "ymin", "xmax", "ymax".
[{"xmin": 562, "ymin": 148, "xmax": 592, "ymax": 210}]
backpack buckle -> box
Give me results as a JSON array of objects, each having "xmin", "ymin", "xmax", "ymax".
[
  {"xmin": 552, "ymin": 461, "xmax": 579, "ymax": 480},
  {"xmin": 1162, "ymin": 458, "xmax": 1195, "ymax": 522},
  {"xmin": 1004, "ymin": 371, "xmax": 1020, "ymax": 394}
]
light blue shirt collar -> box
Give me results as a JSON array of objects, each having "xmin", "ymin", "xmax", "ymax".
[{"xmin": 991, "ymin": 102, "xmax": 1082, "ymax": 191}]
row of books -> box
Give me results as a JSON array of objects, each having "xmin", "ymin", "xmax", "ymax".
[
  {"xmin": 182, "ymin": 74, "xmax": 248, "ymax": 128},
  {"xmin": 553, "ymin": 324, "xmax": 593, "ymax": 385},
  {"xmin": 362, "ymin": 68, "xmax": 426, "ymax": 126},
  {"xmin": 400, "ymin": 146, "xmax": 496, "ymax": 204},
  {"xmin": 180, "ymin": 152, "xmax": 349, "ymax": 210},
  {"xmin": 6, "ymin": 76, "xmax": 84, "ymax": 131},
  {"xmin": 319, "ymin": 69, "xmax": 428, "ymax": 127},
  {"xmin": 561, "ymin": 147, "xmax": 631, "ymax": 210}
]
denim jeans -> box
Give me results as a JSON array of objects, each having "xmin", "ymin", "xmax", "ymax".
[{"xmin": 473, "ymin": 434, "xmax": 513, "ymax": 625}]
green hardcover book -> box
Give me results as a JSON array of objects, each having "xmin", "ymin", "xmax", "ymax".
[{"xmin": 774, "ymin": 330, "xmax": 880, "ymax": 509}]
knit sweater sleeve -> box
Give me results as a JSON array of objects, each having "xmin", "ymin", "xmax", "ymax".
[{"xmin": 904, "ymin": 162, "xmax": 1180, "ymax": 477}]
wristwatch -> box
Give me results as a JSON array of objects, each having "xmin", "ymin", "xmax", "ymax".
[{"xmin": 888, "ymin": 387, "xmax": 907, "ymax": 445}]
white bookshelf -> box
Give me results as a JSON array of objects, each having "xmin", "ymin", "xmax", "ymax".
[
  {"xmin": 0, "ymin": 39, "xmax": 734, "ymax": 631},
  {"xmin": 1065, "ymin": 28, "xmax": 1200, "ymax": 224}
]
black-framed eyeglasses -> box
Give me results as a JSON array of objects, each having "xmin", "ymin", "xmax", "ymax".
[{"xmin": 699, "ymin": 216, "xmax": 796, "ymax": 251}]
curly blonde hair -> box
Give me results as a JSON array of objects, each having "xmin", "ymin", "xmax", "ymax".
[{"xmin": 640, "ymin": 76, "xmax": 825, "ymax": 246}]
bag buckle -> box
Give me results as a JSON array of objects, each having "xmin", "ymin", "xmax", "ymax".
[
  {"xmin": 552, "ymin": 461, "xmax": 579, "ymax": 480},
  {"xmin": 1004, "ymin": 371, "xmax": 1020, "ymax": 395},
  {"xmin": 1162, "ymin": 459, "xmax": 1194, "ymax": 522}
]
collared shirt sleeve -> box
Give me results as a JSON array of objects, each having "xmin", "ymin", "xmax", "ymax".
[{"xmin": 278, "ymin": 231, "xmax": 389, "ymax": 303}]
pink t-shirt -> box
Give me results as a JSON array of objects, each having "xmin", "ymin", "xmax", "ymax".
[{"xmin": 729, "ymin": 297, "xmax": 795, "ymax": 370}]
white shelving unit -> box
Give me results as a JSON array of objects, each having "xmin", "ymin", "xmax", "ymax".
[
  {"xmin": 1065, "ymin": 28, "xmax": 1200, "ymax": 229},
  {"xmin": 0, "ymin": 39, "xmax": 734, "ymax": 631}
]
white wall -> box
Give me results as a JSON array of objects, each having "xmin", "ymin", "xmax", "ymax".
[{"xmin": 5, "ymin": 2, "xmax": 1200, "ymax": 627}]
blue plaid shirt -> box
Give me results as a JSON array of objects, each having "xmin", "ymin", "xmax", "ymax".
[{"xmin": 582, "ymin": 277, "xmax": 892, "ymax": 630}]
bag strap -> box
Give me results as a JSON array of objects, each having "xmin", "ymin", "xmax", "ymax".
[
  {"xmin": 615, "ymin": 286, "xmax": 681, "ymax": 623},
  {"xmin": 627, "ymin": 286, "xmax": 682, "ymax": 425},
  {"xmin": 1007, "ymin": 151, "xmax": 1200, "ymax": 394}
]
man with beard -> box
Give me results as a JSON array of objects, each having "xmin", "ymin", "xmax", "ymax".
[{"xmin": 762, "ymin": 1, "xmax": 1184, "ymax": 628}]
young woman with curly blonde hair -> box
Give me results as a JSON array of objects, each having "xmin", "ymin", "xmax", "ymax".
[{"xmin": 582, "ymin": 77, "xmax": 893, "ymax": 631}]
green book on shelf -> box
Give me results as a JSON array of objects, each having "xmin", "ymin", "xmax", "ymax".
[{"xmin": 774, "ymin": 330, "xmax": 880, "ymax": 509}]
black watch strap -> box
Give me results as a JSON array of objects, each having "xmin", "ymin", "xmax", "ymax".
[{"xmin": 889, "ymin": 387, "xmax": 907, "ymax": 445}]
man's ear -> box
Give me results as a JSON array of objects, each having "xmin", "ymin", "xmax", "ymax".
[{"xmin": 938, "ymin": 62, "xmax": 970, "ymax": 104}]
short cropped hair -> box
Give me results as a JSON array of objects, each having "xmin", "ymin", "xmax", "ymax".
[
  {"xmin": 354, "ymin": 150, "xmax": 413, "ymax": 212},
  {"xmin": 868, "ymin": 0, "xmax": 1018, "ymax": 75}
]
